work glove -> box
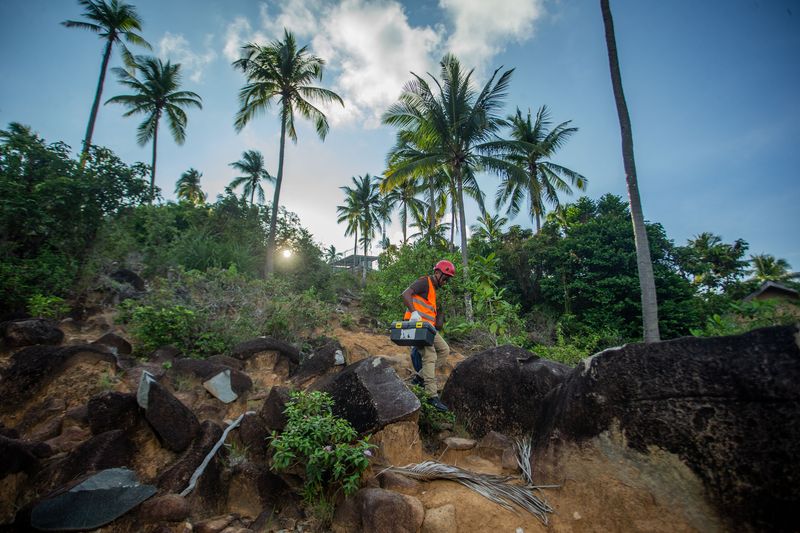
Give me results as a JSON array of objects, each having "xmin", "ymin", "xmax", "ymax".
[{"xmin": 409, "ymin": 311, "xmax": 422, "ymax": 322}]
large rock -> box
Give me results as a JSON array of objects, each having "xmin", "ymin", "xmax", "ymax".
[
  {"xmin": 46, "ymin": 429, "xmax": 135, "ymax": 488},
  {"xmin": 258, "ymin": 386, "xmax": 292, "ymax": 432},
  {"xmin": 109, "ymin": 268, "xmax": 145, "ymax": 291},
  {"xmin": 0, "ymin": 344, "xmax": 116, "ymax": 412},
  {"xmin": 1, "ymin": 318, "xmax": 64, "ymax": 348},
  {"xmin": 314, "ymin": 357, "xmax": 421, "ymax": 434},
  {"xmin": 290, "ymin": 340, "xmax": 344, "ymax": 383},
  {"xmin": 231, "ymin": 337, "xmax": 300, "ymax": 365},
  {"xmin": 145, "ymin": 381, "xmax": 200, "ymax": 452},
  {"xmin": 172, "ymin": 358, "xmax": 252, "ymax": 396},
  {"xmin": 0, "ymin": 435, "xmax": 50, "ymax": 477},
  {"xmin": 357, "ymin": 488, "xmax": 424, "ymax": 533},
  {"xmin": 158, "ymin": 421, "xmax": 223, "ymax": 493},
  {"xmin": 91, "ymin": 332, "xmax": 133, "ymax": 357},
  {"xmin": 87, "ymin": 391, "xmax": 140, "ymax": 435},
  {"xmin": 441, "ymin": 345, "xmax": 571, "ymax": 438},
  {"xmin": 538, "ymin": 325, "xmax": 800, "ymax": 532}
]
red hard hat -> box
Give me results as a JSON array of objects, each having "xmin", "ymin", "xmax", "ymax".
[{"xmin": 434, "ymin": 259, "xmax": 456, "ymax": 277}]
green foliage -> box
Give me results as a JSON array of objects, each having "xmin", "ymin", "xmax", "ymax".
[
  {"xmin": 26, "ymin": 294, "xmax": 70, "ymax": 320},
  {"xmin": 270, "ymin": 391, "xmax": 374, "ymax": 514},
  {"xmin": 0, "ymin": 123, "xmax": 149, "ymax": 311},
  {"xmin": 123, "ymin": 302, "xmax": 196, "ymax": 355},
  {"xmin": 690, "ymin": 298, "xmax": 800, "ymax": 337},
  {"xmin": 410, "ymin": 385, "xmax": 455, "ymax": 438}
]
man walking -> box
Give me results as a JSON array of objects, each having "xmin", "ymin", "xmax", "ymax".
[{"xmin": 402, "ymin": 260, "xmax": 455, "ymax": 411}]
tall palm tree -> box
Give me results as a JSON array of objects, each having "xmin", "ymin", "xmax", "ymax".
[
  {"xmin": 471, "ymin": 212, "xmax": 508, "ymax": 245},
  {"xmin": 233, "ymin": 29, "xmax": 344, "ymax": 275},
  {"xmin": 63, "ymin": 0, "xmax": 150, "ymax": 164},
  {"xmin": 107, "ymin": 55, "xmax": 202, "ymax": 200},
  {"xmin": 383, "ymin": 177, "xmax": 426, "ymax": 245},
  {"xmin": 324, "ymin": 245, "xmax": 342, "ymax": 265},
  {"xmin": 601, "ymin": 0, "xmax": 659, "ymax": 342},
  {"xmin": 336, "ymin": 174, "xmax": 380, "ymax": 282},
  {"xmin": 495, "ymin": 106, "xmax": 587, "ymax": 232},
  {"xmin": 383, "ymin": 54, "xmax": 519, "ymax": 321},
  {"xmin": 175, "ymin": 168, "xmax": 206, "ymax": 204},
  {"xmin": 374, "ymin": 195, "xmax": 394, "ymax": 249},
  {"xmin": 228, "ymin": 150, "xmax": 274, "ymax": 205},
  {"xmin": 749, "ymin": 254, "xmax": 794, "ymax": 283}
]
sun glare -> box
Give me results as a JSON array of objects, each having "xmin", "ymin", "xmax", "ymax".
[{"xmin": 282, "ymin": 249, "xmax": 292, "ymax": 258}]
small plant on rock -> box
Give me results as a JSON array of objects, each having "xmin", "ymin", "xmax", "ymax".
[
  {"xmin": 270, "ymin": 391, "xmax": 374, "ymax": 522},
  {"xmin": 27, "ymin": 294, "xmax": 70, "ymax": 320},
  {"xmin": 410, "ymin": 385, "xmax": 455, "ymax": 439}
]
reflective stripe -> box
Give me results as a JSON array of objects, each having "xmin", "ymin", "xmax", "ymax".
[
  {"xmin": 416, "ymin": 310, "xmax": 435, "ymax": 322},
  {"xmin": 412, "ymin": 296, "xmax": 436, "ymax": 313}
]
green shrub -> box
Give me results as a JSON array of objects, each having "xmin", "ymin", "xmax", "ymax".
[
  {"xmin": 27, "ymin": 294, "xmax": 70, "ymax": 320},
  {"xmin": 409, "ymin": 385, "xmax": 455, "ymax": 439},
  {"xmin": 123, "ymin": 303, "xmax": 196, "ymax": 355},
  {"xmin": 270, "ymin": 391, "xmax": 374, "ymax": 522},
  {"xmin": 690, "ymin": 298, "xmax": 800, "ymax": 337}
]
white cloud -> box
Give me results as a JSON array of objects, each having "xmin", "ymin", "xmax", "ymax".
[
  {"xmin": 223, "ymin": 17, "xmax": 271, "ymax": 62},
  {"xmin": 158, "ymin": 32, "xmax": 217, "ymax": 83},
  {"xmin": 439, "ymin": 0, "xmax": 545, "ymax": 69}
]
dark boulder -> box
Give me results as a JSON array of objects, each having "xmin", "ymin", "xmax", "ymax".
[
  {"xmin": 441, "ymin": 345, "xmax": 571, "ymax": 438},
  {"xmin": 0, "ymin": 344, "xmax": 116, "ymax": 412},
  {"xmin": 0, "ymin": 435, "xmax": 51, "ymax": 477},
  {"xmin": 314, "ymin": 356, "xmax": 420, "ymax": 434},
  {"xmin": 109, "ymin": 268, "xmax": 146, "ymax": 291},
  {"xmin": 158, "ymin": 420, "xmax": 223, "ymax": 493},
  {"xmin": 172, "ymin": 358, "xmax": 253, "ymax": 396},
  {"xmin": 1, "ymin": 318, "xmax": 63, "ymax": 348},
  {"xmin": 231, "ymin": 337, "xmax": 300, "ymax": 365},
  {"xmin": 258, "ymin": 386, "xmax": 292, "ymax": 432},
  {"xmin": 356, "ymin": 488, "xmax": 424, "ymax": 533},
  {"xmin": 145, "ymin": 381, "xmax": 200, "ymax": 452},
  {"xmin": 46, "ymin": 429, "xmax": 134, "ymax": 488},
  {"xmin": 91, "ymin": 332, "xmax": 133, "ymax": 357},
  {"xmin": 238, "ymin": 413, "xmax": 270, "ymax": 460},
  {"xmin": 290, "ymin": 340, "xmax": 343, "ymax": 383},
  {"xmin": 87, "ymin": 391, "xmax": 140, "ymax": 435},
  {"xmin": 538, "ymin": 325, "xmax": 800, "ymax": 532},
  {"xmin": 138, "ymin": 493, "xmax": 190, "ymax": 523}
]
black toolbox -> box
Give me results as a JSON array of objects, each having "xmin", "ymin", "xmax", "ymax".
[{"xmin": 389, "ymin": 320, "xmax": 437, "ymax": 347}]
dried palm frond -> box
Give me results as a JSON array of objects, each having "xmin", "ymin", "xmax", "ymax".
[
  {"xmin": 384, "ymin": 461, "xmax": 555, "ymax": 524},
  {"xmin": 515, "ymin": 435, "xmax": 534, "ymax": 485}
]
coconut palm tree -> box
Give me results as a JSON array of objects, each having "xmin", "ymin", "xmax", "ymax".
[
  {"xmin": 175, "ymin": 168, "xmax": 206, "ymax": 204},
  {"xmin": 382, "ymin": 177, "xmax": 426, "ymax": 245},
  {"xmin": 494, "ymin": 106, "xmax": 587, "ymax": 232},
  {"xmin": 62, "ymin": 0, "xmax": 150, "ymax": 164},
  {"xmin": 471, "ymin": 212, "xmax": 508, "ymax": 245},
  {"xmin": 324, "ymin": 245, "xmax": 342, "ymax": 265},
  {"xmin": 106, "ymin": 56, "xmax": 202, "ymax": 200},
  {"xmin": 749, "ymin": 254, "xmax": 794, "ymax": 283},
  {"xmin": 336, "ymin": 174, "xmax": 380, "ymax": 282},
  {"xmin": 601, "ymin": 0, "xmax": 659, "ymax": 342},
  {"xmin": 374, "ymin": 195, "xmax": 394, "ymax": 249},
  {"xmin": 383, "ymin": 54, "xmax": 518, "ymax": 320},
  {"xmin": 228, "ymin": 150, "xmax": 274, "ymax": 205},
  {"xmin": 233, "ymin": 29, "xmax": 344, "ymax": 275}
]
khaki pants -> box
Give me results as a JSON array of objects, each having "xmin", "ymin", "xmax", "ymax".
[{"xmin": 422, "ymin": 332, "xmax": 450, "ymax": 396}]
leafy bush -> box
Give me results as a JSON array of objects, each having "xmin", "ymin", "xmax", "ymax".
[
  {"xmin": 122, "ymin": 303, "xmax": 196, "ymax": 355},
  {"xmin": 409, "ymin": 385, "xmax": 455, "ymax": 439},
  {"xmin": 690, "ymin": 298, "xmax": 800, "ymax": 337},
  {"xmin": 27, "ymin": 294, "xmax": 70, "ymax": 320},
  {"xmin": 270, "ymin": 391, "xmax": 374, "ymax": 520}
]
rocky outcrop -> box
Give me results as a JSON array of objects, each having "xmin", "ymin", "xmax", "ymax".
[
  {"xmin": 172, "ymin": 358, "xmax": 253, "ymax": 396},
  {"xmin": 357, "ymin": 488, "xmax": 425, "ymax": 533},
  {"xmin": 1, "ymin": 318, "xmax": 64, "ymax": 348},
  {"xmin": 441, "ymin": 345, "xmax": 571, "ymax": 438},
  {"xmin": 314, "ymin": 356, "xmax": 421, "ymax": 434},
  {"xmin": 231, "ymin": 337, "xmax": 300, "ymax": 365},
  {"xmin": 258, "ymin": 386, "xmax": 292, "ymax": 432},
  {"xmin": 87, "ymin": 391, "xmax": 140, "ymax": 435},
  {"xmin": 536, "ymin": 324, "xmax": 800, "ymax": 532},
  {"xmin": 158, "ymin": 421, "xmax": 223, "ymax": 493},
  {"xmin": 291, "ymin": 340, "xmax": 344, "ymax": 383},
  {"xmin": 145, "ymin": 381, "xmax": 200, "ymax": 452}
]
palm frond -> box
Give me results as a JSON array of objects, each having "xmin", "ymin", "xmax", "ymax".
[{"xmin": 384, "ymin": 460, "xmax": 555, "ymax": 524}]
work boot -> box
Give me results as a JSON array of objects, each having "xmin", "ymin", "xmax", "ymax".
[
  {"xmin": 410, "ymin": 374, "xmax": 424, "ymax": 387},
  {"xmin": 428, "ymin": 395, "xmax": 449, "ymax": 412}
]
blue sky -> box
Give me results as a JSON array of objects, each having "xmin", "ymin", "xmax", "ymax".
[{"xmin": 1, "ymin": 0, "xmax": 798, "ymax": 268}]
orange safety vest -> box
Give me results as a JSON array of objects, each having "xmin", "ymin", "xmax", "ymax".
[{"xmin": 404, "ymin": 276, "xmax": 437, "ymax": 326}]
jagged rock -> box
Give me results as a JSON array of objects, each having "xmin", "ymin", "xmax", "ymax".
[
  {"xmin": 110, "ymin": 268, "xmax": 146, "ymax": 291},
  {"xmin": 30, "ymin": 468, "xmax": 156, "ymax": 531},
  {"xmin": 357, "ymin": 488, "xmax": 424, "ymax": 533},
  {"xmin": 441, "ymin": 345, "xmax": 571, "ymax": 438},
  {"xmin": 145, "ymin": 381, "xmax": 200, "ymax": 452},
  {"xmin": 0, "ymin": 344, "xmax": 116, "ymax": 412},
  {"xmin": 172, "ymin": 358, "xmax": 253, "ymax": 396},
  {"xmin": 291, "ymin": 340, "xmax": 344, "ymax": 383},
  {"xmin": 88, "ymin": 391, "xmax": 140, "ymax": 435},
  {"xmin": 158, "ymin": 421, "xmax": 223, "ymax": 493},
  {"xmin": 258, "ymin": 386, "xmax": 291, "ymax": 432},
  {"xmin": 91, "ymin": 332, "xmax": 132, "ymax": 357},
  {"xmin": 1, "ymin": 318, "xmax": 64, "ymax": 348},
  {"xmin": 203, "ymin": 370, "xmax": 239, "ymax": 403},
  {"xmin": 49, "ymin": 429, "xmax": 135, "ymax": 488},
  {"xmin": 0, "ymin": 435, "xmax": 50, "ymax": 477},
  {"xmin": 421, "ymin": 504, "xmax": 457, "ymax": 533},
  {"xmin": 238, "ymin": 413, "xmax": 270, "ymax": 460},
  {"xmin": 231, "ymin": 337, "xmax": 300, "ymax": 365},
  {"xmin": 314, "ymin": 356, "xmax": 421, "ymax": 434},
  {"xmin": 138, "ymin": 493, "xmax": 190, "ymax": 523},
  {"xmin": 538, "ymin": 324, "xmax": 800, "ymax": 532}
]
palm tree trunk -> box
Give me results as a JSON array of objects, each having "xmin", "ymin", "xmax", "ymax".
[
  {"xmin": 266, "ymin": 112, "xmax": 288, "ymax": 275},
  {"xmin": 455, "ymin": 167, "xmax": 474, "ymax": 322},
  {"xmin": 353, "ymin": 229, "xmax": 358, "ymax": 271},
  {"xmin": 450, "ymin": 203, "xmax": 455, "ymax": 249},
  {"xmin": 402, "ymin": 204, "xmax": 407, "ymax": 244},
  {"xmin": 150, "ymin": 110, "xmax": 160, "ymax": 202},
  {"xmin": 601, "ymin": 0, "xmax": 660, "ymax": 342},
  {"xmin": 362, "ymin": 233, "xmax": 368, "ymax": 284},
  {"xmin": 428, "ymin": 176, "xmax": 436, "ymax": 246},
  {"xmin": 80, "ymin": 37, "xmax": 114, "ymax": 167},
  {"xmin": 250, "ymin": 187, "xmax": 255, "ymax": 205}
]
